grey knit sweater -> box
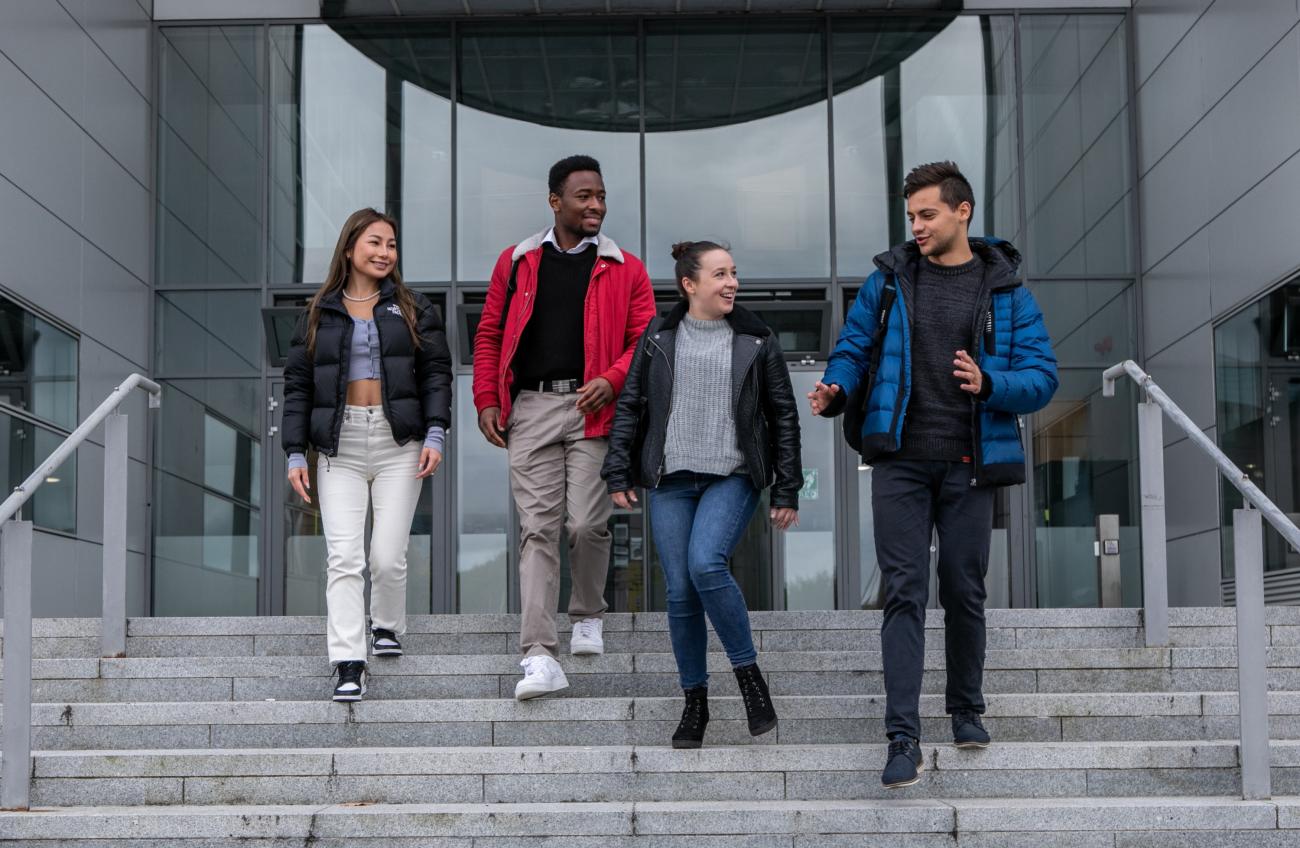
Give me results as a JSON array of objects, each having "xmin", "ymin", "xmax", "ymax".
[{"xmin": 664, "ymin": 314, "xmax": 745, "ymax": 477}]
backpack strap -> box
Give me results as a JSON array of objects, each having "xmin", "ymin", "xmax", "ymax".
[
  {"xmin": 863, "ymin": 275, "xmax": 897, "ymax": 391},
  {"xmin": 497, "ymin": 257, "xmax": 523, "ymax": 331}
]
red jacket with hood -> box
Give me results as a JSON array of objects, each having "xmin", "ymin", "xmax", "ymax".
[{"xmin": 472, "ymin": 229, "xmax": 656, "ymax": 438}]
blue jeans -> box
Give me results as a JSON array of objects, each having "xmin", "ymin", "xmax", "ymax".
[{"xmin": 648, "ymin": 471, "xmax": 761, "ymax": 690}]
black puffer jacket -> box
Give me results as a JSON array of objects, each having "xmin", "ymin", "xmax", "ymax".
[
  {"xmin": 282, "ymin": 279, "xmax": 452, "ymax": 458},
  {"xmin": 602, "ymin": 302, "xmax": 803, "ymax": 509}
]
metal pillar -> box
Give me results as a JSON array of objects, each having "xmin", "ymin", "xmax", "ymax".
[
  {"xmin": 101, "ymin": 412, "xmax": 128, "ymax": 658},
  {"xmin": 1137, "ymin": 402, "xmax": 1168, "ymax": 646},
  {"xmin": 1233, "ymin": 507, "xmax": 1272, "ymax": 800},
  {"xmin": 1, "ymin": 520, "xmax": 33, "ymax": 810}
]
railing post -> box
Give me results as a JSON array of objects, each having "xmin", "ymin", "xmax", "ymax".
[
  {"xmin": 1233, "ymin": 507, "xmax": 1272, "ymax": 800},
  {"xmin": 101, "ymin": 412, "xmax": 128, "ymax": 658},
  {"xmin": 1, "ymin": 519, "xmax": 34, "ymax": 811},
  {"xmin": 1137, "ymin": 401, "xmax": 1169, "ymax": 646}
]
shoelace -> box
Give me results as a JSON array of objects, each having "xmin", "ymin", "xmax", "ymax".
[
  {"xmin": 738, "ymin": 672, "xmax": 767, "ymax": 711},
  {"xmin": 520, "ymin": 657, "xmax": 548, "ymax": 677},
  {"xmin": 575, "ymin": 621, "xmax": 598, "ymax": 640},
  {"xmin": 887, "ymin": 738, "xmax": 915, "ymax": 760},
  {"xmin": 679, "ymin": 698, "xmax": 706, "ymax": 731}
]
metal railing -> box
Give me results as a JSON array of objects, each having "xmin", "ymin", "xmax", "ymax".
[
  {"xmin": 1104, "ymin": 359, "xmax": 1297, "ymax": 801},
  {"xmin": 0, "ymin": 373, "xmax": 160, "ymax": 810}
]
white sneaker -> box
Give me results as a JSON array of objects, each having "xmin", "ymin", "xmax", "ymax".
[
  {"xmin": 514, "ymin": 655, "xmax": 569, "ymax": 700},
  {"xmin": 570, "ymin": 618, "xmax": 605, "ymax": 656}
]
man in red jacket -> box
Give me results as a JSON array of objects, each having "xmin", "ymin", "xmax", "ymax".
[{"xmin": 473, "ymin": 155, "xmax": 656, "ymax": 700}]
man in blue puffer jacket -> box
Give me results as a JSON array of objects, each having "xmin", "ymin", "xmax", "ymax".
[{"xmin": 809, "ymin": 162, "xmax": 1058, "ymax": 790}]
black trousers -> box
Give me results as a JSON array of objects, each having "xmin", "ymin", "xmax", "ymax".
[{"xmin": 871, "ymin": 459, "xmax": 995, "ymax": 741}]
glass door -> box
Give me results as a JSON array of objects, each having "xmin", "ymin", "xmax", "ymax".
[{"xmin": 1265, "ymin": 370, "xmax": 1300, "ymax": 570}]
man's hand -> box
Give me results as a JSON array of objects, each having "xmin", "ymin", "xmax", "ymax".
[
  {"xmin": 576, "ymin": 377, "xmax": 615, "ymax": 415},
  {"xmin": 478, "ymin": 407, "xmax": 507, "ymax": 448},
  {"xmin": 954, "ymin": 350, "xmax": 983, "ymax": 395},
  {"xmin": 611, "ymin": 490, "xmax": 638, "ymax": 510},
  {"xmin": 807, "ymin": 381, "xmax": 841, "ymax": 415}
]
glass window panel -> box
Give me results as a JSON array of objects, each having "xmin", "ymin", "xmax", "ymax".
[
  {"xmin": 0, "ymin": 297, "xmax": 78, "ymax": 430},
  {"xmin": 784, "ymin": 371, "xmax": 836, "ymax": 610},
  {"xmin": 455, "ymin": 374, "xmax": 510, "ymax": 612},
  {"xmin": 154, "ymin": 471, "xmax": 260, "ymax": 616},
  {"xmin": 833, "ymin": 16, "xmax": 1017, "ymax": 280},
  {"xmin": 1020, "ymin": 14, "xmax": 1132, "ymax": 277},
  {"xmin": 456, "ymin": 22, "xmax": 640, "ymax": 281},
  {"xmin": 156, "ymin": 291, "xmax": 262, "ymax": 377},
  {"xmin": 158, "ymin": 27, "xmax": 265, "ymax": 287},
  {"xmin": 645, "ymin": 19, "xmax": 828, "ymax": 280},
  {"xmin": 269, "ymin": 24, "xmax": 453, "ymax": 285},
  {"xmin": 1033, "ymin": 282, "xmax": 1139, "ymax": 607},
  {"xmin": 0, "ymin": 412, "xmax": 76, "ymax": 534}
]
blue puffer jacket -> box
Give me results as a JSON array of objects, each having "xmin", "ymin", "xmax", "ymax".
[{"xmin": 821, "ymin": 238, "xmax": 1058, "ymax": 487}]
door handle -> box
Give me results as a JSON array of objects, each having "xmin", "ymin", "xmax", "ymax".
[{"xmin": 268, "ymin": 425, "xmax": 280, "ymax": 438}]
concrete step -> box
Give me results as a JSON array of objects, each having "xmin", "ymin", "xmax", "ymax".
[
  {"xmin": 4, "ymin": 609, "xmax": 1297, "ymax": 659},
  {"xmin": 14, "ymin": 648, "xmax": 1300, "ymax": 703},
  {"xmin": 0, "ymin": 796, "xmax": 1297, "ymax": 845},
  {"xmin": 9, "ymin": 741, "xmax": 1300, "ymax": 806},
  {"xmin": 10, "ymin": 692, "xmax": 1300, "ymax": 750}
]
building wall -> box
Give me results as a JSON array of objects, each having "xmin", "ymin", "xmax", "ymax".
[
  {"xmin": 1133, "ymin": 0, "xmax": 1300, "ymax": 604},
  {"xmin": 0, "ymin": 0, "xmax": 154, "ymax": 616}
]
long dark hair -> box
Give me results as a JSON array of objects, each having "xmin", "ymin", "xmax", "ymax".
[{"xmin": 305, "ymin": 208, "xmax": 421, "ymax": 356}]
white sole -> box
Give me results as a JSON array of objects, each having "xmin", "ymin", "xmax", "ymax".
[
  {"xmin": 570, "ymin": 644, "xmax": 604, "ymax": 656},
  {"xmin": 953, "ymin": 741, "xmax": 990, "ymax": 749},
  {"xmin": 515, "ymin": 672, "xmax": 570, "ymax": 701},
  {"xmin": 372, "ymin": 648, "xmax": 403, "ymax": 657}
]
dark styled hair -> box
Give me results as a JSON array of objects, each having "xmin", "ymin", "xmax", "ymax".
[
  {"xmin": 902, "ymin": 161, "xmax": 975, "ymax": 215},
  {"xmin": 548, "ymin": 155, "xmax": 602, "ymax": 196},
  {"xmin": 671, "ymin": 240, "xmax": 731, "ymax": 298}
]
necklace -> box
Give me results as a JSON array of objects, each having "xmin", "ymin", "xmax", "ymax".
[{"xmin": 342, "ymin": 289, "xmax": 380, "ymax": 302}]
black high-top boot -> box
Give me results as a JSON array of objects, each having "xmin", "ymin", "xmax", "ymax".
[
  {"xmin": 671, "ymin": 685, "xmax": 709, "ymax": 749},
  {"xmin": 733, "ymin": 663, "xmax": 777, "ymax": 737}
]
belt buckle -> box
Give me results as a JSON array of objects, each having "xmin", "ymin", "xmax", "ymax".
[{"xmin": 553, "ymin": 378, "xmax": 575, "ymax": 394}]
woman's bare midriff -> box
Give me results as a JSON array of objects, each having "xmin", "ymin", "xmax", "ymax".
[{"xmin": 346, "ymin": 379, "xmax": 383, "ymax": 407}]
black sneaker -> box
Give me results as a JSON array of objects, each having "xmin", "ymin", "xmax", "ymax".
[
  {"xmin": 672, "ymin": 686, "xmax": 709, "ymax": 749},
  {"xmin": 333, "ymin": 660, "xmax": 367, "ymax": 702},
  {"xmin": 371, "ymin": 628, "xmax": 402, "ymax": 657},
  {"xmin": 952, "ymin": 710, "xmax": 991, "ymax": 749},
  {"xmin": 882, "ymin": 735, "xmax": 924, "ymax": 788},
  {"xmin": 733, "ymin": 663, "xmax": 778, "ymax": 737}
]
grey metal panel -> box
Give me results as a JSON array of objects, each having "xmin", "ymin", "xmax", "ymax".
[
  {"xmin": 0, "ymin": 54, "xmax": 87, "ymax": 231},
  {"xmin": 1136, "ymin": 111, "xmax": 1211, "ymax": 269},
  {"xmin": 82, "ymin": 41, "xmax": 152, "ymax": 185},
  {"xmin": 1206, "ymin": 148, "xmax": 1300, "ymax": 319},
  {"xmin": 1133, "ymin": 0, "xmax": 1212, "ymax": 88},
  {"xmin": 1195, "ymin": 0, "xmax": 1298, "ymax": 123},
  {"xmin": 29, "ymin": 531, "xmax": 84, "ymax": 617},
  {"xmin": 80, "ymin": 246, "xmax": 151, "ymax": 367},
  {"xmin": 79, "ymin": 340, "xmax": 152, "ymax": 461},
  {"xmin": 0, "ymin": 0, "xmax": 87, "ymax": 124},
  {"xmin": 64, "ymin": 0, "xmax": 153, "ymax": 96},
  {"xmin": 1162, "ymin": 434, "xmax": 1221, "ymax": 541},
  {"xmin": 1145, "ymin": 323, "xmax": 1215, "ymax": 443},
  {"xmin": 1167, "ymin": 528, "xmax": 1222, "ymax": 607},
  {"xmin": 1140, "ymin": 234, "xmax": 1211, "ymax": 353},
  {"xmin": 153, "ymin": 0, "xmax": 319, "ymax": 19},
  {"xmin": 1135, "ymin": 29, "xmax": 1204, "ymax": 173},
  {"xmin": 72, "ymin": 444, "xmax": 151, "ymax": 554},
  {"xmin": 0, "ymin": 179, "xmax": 83, "ymax": 325},
  {"xmin": 81, "ymin": 137, "xmax": 151, "ymax": 281}
]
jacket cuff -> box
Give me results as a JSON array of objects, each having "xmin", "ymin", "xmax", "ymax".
[
  {"xmin": 978, "ymin": 371, "xmax": 994, "ymax": 402},
  {"xmin": 821, "ymin": 387, "xmax": 849, "ymax": 417},
  {"xmin": 599, "ymin": 367, "xmax": 626, "ymax": 396}
]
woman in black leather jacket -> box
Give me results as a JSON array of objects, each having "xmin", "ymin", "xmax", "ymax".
[
  {"xmin": 282, "ymin": 208, "xmax": 452, "ymax": 702},
  {"xmin": 602, "ymin": 240, "xmax": 801, "ymax": 749}
]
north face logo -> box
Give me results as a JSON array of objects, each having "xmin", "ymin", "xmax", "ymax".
[{"xmin": 387, "ymin": 304, "xmax": 401, "ymax": 317}]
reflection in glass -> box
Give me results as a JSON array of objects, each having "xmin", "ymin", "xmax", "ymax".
[
  {"xmin": 1033, "ymin": 282, "xmax": 1138, "ymax": 606},
  {"xmin": 154, "ymin": 471, "xmax": 260, "ymax": 615},
  {"xmin": 1020, "ymin": 14, "xmax": 1131, "ymax": 276},
  {"xmin": 456, "ymin": 22, "xmax": 640, "ymax": 281},
  {"xmin": 0, "ymin": 413, "xmax": 76, "ymax": 533},
  {"xmin": 269, "ymin": 24, "xmax": 453, "ymax": 284},
  {"xmin": 158, "ymin": 27, "xmax": 265, "ymax": 287},
  {"xmin": 645, "ymin": 19, "xmax": 828, "ymax": 279},
  {"xmin": 0, "ymin": 296, "xmax": 78, "ymax": 430},
  {"xmin": 455, "ymin": 374, "xmax": 510, "ymax": 612},
  {"xmin": 156, "ymin": 291, "xmax": 262, "ymax": 377},
  {"xmin": 784, "ymin": 371, "xmax": 836, "ymax": 609}
]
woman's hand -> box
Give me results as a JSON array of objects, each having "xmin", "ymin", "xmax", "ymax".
[
  {"xmin": 611, "ymin": 490, "xmax": 639, "ymax": 510},
  {"xmin": 770, "ymin": 507, "xmax": 798, "ymax": 531},
  {"xmin": 417, "ymin": 448, "xmax": 442, "ymax": 479},
  {"xmin": 288, "ymin": 468, "xmax": 311, "ymax": 504}
]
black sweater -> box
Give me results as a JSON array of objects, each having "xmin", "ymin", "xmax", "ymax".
[{"xmin": 514, "ymin": 243, "xmax": 596, "ymax": 384}]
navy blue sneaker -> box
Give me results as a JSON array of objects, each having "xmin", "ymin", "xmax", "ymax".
[
  {"xmin": 952, "ymin": 711, "xmax": 991, "ymax": 749},
  {"xmin": 881, "ymin": 735, "xmax": 924, "ymax": 788}
]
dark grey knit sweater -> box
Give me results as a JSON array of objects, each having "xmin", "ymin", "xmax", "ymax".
[{"xmin": 897, "ymin": 254, "xmax": 984, "ymax": 462}]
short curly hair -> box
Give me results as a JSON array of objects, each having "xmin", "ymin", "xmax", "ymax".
[{"xmin": 548, "ymin": 155, "xmax": 602, "ymax": 196}]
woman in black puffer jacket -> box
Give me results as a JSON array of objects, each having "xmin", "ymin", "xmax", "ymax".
[
  {"xmin": 602, "ymin": 240, "xmax": 801, "ymax": 749},
  {"xmin": 282, "ymin": 208, "xmax": 452, "ymax": 702}
]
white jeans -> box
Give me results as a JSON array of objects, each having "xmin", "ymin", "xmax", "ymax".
[{"xmin": 318, "ymin": 405, "xmax": 422, "ymax": 664}]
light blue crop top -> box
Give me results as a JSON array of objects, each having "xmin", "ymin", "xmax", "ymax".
[{"xmin": 287, "ymin": 317, "xmax": 444, "ymax": 471}]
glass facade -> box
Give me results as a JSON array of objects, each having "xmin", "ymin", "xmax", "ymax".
[{"xmin": 154, "ymin": 11, "xmax": 1137, "ymax": 616}]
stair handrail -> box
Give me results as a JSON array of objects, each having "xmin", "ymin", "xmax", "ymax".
[
  {"xmin": 1, "ymin": 373, "xmax": 160, "ymax": 811},
  {"xmin": 1104, "ymin": 358, "xmax": 1288, "ymax": 801}
]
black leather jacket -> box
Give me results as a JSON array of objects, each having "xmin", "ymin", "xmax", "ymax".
[
  {"xmin": 282, "ymin": 279, "xmax": 453, "ymax": 458},
  {"xmin": 601, "ymin": 302, "xmax": 803, "ymax": 509}
]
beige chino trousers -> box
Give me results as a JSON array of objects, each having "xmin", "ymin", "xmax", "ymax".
[{"xmin": 507, "ymin": 390, "xmax": 612, "ymax": 658}]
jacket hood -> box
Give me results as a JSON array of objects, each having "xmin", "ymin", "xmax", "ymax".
[
  {"xmin": 658, "ymin": 300, "xmax": 771, "ymax": 337},
  {"xmin": 511, "ymin": 228, "xmax": 626, "ymax": 264},
  {"xmin": 874, "ymin": 237, "xmax": 1022, "ymax": 289}
]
